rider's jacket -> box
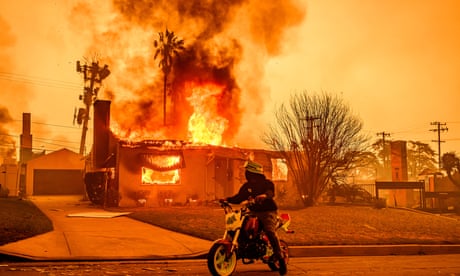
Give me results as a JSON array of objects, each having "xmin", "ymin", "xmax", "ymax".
[{"xmin": 226, "ymin": 172, "xmax": 278, "ymax": 212}]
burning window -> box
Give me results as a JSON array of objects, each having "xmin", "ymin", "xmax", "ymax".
[
  {"xmin": 140, "ymin": 155, "xmax": 182, "ymax": 185},
  {"xmin": 142, "ymin": 166, "xmax": 180, "ymax": 185},
  {"xmin": 271, "ymin": 158, "xmax": 288, "ymax": 181}
]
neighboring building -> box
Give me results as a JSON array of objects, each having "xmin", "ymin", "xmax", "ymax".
[
  {"xmin": 25, "ymin": 148, "xmax": 85, "ymax": 196},
  {"xmin": 0, "ymin": 158, "xmax": 18, "ymax": 196},
  {"xmin": 377, "ymin": 141, "xmax": 421, "ymax": 208}
]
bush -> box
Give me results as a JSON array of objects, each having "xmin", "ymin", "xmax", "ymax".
[
  {"xmin": 0, "ymin": 186, "xmax": 9, "ymax": 198},
  {"xmin": 374, "ymin": 198, "xmax": 387, "ymax": 209},
  {"xmin": 326, "ymin": 183, "xmax": 373, "ymax": 204}
]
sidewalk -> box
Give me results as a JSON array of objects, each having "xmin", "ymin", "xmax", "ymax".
[
  {"xmin": 0, "ymin": 196, "xmax": 213, "ymax": 261},
  {"xmin": 1, "ymin": 196, "xmax": 460, "ymax": 261}
]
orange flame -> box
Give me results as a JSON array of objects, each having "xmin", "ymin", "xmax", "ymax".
[
  {"xmin": 187, "ymin": 82, "xmax": 228, "ymax": 146},
  {"xmin": 142, "ymin": 156, "xmax": 181, "ymax": 184}
]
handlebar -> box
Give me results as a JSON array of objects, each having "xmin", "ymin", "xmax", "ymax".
[{"xmin": 218, "ymin": 199, "xmax": 253, "ymax": 215}]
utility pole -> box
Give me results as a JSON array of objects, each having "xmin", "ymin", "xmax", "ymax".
[
  {"xmin": 430, "ymin": 121, "xmax": 448, "ymax": 169},
  {"xmin": 376, "ymin": 132, "xmax": 391, "ymax": 178},
  {"xmin": 76, "ymin": 60, "xmax": 110, "ymax": 155}
]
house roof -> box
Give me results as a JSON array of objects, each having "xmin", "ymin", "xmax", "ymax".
[
  {"xmin": 27, "ymin": 148, "xmax": 82, "ymax": 164},
  {"xmin": 118, "ymin": 139, "xmax": 281, "ymax": 160}
]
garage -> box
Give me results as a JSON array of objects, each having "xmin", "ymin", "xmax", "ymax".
[
  {"xmin": 25, "ymin": 148, "xmax": 85, "ymax": 196},
  {"xmin": 33, "ymin": 169, "xmax": 84, "ymax": 195}
]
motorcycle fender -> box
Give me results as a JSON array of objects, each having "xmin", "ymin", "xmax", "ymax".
[{"xmin": 212, "ymin": 239, "xmax": 233, "ymax": 255}]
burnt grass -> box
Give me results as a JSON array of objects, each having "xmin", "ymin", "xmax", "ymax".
[{"xmin": 127, "ymin": 204, "xmax": 460, "ymax": 246}]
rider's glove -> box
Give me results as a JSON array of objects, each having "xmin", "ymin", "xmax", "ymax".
[{"xmin": 255, "ymin": 194, "xmax": 267, "ymax": 203}]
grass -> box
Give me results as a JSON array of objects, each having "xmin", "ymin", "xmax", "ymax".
[
  {"xmin": 0, "ymin": 198, "xmax": 53, "ymax": 246},
  {"xmin": 2, "ymin": 197, "xmax": 460, "ymax": 247},
  {"xmin": 126, "ymin": 204, "xmax": 460, "ymax": 246}
]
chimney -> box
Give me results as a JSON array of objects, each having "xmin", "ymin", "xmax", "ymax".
[
  {"xmin": 93, "ymin": 100, "xmax": 112, "ymax": 168},
  {"xmin": 390, "ymin": 140, "xmax": 408, "ymax": 181},
  {"xmin": 20, "ymin": 113, "xmax": 33, "ymax": 162}
]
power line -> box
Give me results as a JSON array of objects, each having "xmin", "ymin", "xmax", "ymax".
[
  {"xmin": 0, "ymin": 71, "xmax": 82, "ymax": 91},
  {"xmin": 11, "ymin": 120, "xmax": 82, "ymax": 130},
  {"xmin": 33, "ymin": 137, "xmax": 80, "ymax": 145},
  {"xmin": 0, "ymin": 133, "xmax": 80, "ymax": 146}
]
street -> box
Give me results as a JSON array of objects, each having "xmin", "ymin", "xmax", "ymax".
[{"xmin": 1, "ymin": 255, "xmax": 459, "ymax": 275}]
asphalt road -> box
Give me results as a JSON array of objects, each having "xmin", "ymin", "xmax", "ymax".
[{"xmin": 1, "ymin": 255, "xmax": 459, "ymax": 275}]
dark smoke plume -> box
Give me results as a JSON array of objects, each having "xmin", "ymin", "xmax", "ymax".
[
  {"xmin": 75, "ymin": 0, "xmax": 306, "ymax": 144},
  {"xmin": 0, "ymin": 106, "xmax": 16, "ymax": 159},
  {"xmin": 0, "ymin": 15, "xmax": 18, "ymax": 159}
]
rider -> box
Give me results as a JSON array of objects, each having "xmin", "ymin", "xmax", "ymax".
[{"xmin": 223, "ymin": 160, "xmax": 287, "ymax": 275}]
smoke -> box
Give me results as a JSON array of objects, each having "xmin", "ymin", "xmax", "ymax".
[
  {"xmin": 73, "ymin": 0, "xmax": 306, "ymax": 145},
  {"xmin": 0, "ymin": 15, "xmax": 19, "ymax": 159},
  {"xmin": 0, "ymin": 106, "xmax": 16, "ymax": 159}
]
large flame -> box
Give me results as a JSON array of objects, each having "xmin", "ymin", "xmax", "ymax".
[
  {"xmin": 187, "ymin": 82, "xmax": 228, "ymax": 145},
  {"xmin": 74, "ymin": 0, "xmax": 306, "ymax": 148}
]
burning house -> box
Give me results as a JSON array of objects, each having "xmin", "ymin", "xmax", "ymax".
[
  {"xmin": 77, "ymin": 1, "xmax": 306, "ymax": 207},
  {"xmin": 85, "ymin": 100, "xmax": 288, "ymax": 208}
]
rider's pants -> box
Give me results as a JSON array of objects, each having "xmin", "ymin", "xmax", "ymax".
[{"xmin": 254, "ymin": 210, "xmax": 282, "ymax": 259}]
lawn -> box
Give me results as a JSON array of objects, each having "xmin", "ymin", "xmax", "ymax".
[
  {"xmin": 2, "ymin": 197, "xmax": 460, "ymax": 247},
  {"xmin": 0, "ymin": 198, "xmax": 53, "ymax": 246},
  {"xmin": 127, "ymin": 204, "xmax": 460, "ymax": 246}
]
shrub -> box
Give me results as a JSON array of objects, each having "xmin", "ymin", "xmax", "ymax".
[
  {"xmin": 0, "ymin": 186, "xmax": 9, "ymax": 198},
  {"xmin": 374, "ymin": 198, "xmax": 387, "ymax": 209}
]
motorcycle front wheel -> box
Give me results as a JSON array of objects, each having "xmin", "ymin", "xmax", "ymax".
[
  {"xmin": 268, "ymin": 239, "xmax": 289, "ymax": 271},
  {"xmin": 207, "ymin": 243, "xmax": 237, "ymax": 276}
]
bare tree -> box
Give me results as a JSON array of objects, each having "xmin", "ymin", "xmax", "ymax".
[{"xmin": 263, "ymin": 92, "xmax": 369, "ymax": 207}]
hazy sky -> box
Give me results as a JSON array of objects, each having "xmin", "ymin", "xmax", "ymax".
[{"xmin": 0, "ymin": 0, "xmax": 459, "ymax": 158}]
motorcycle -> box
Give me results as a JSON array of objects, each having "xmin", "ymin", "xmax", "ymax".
[{"xmin": 207, "ymin": 200, "xmax": 294, "ymax": 276}]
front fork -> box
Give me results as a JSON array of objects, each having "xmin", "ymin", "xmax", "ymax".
[{"xmin": 222, "ymin": 229, "xmax": 241, "ymax": 256}]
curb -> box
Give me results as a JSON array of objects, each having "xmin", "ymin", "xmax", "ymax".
[
  {"xmin": 289, "ymin": 244, "xmax": 460, "ymax": 257},
  {"xmin": 2, "ymin": 245, "xmax": 460, "ymax": 262},
  {"xmin": 0, "ymin": 251, "xmax": 209, "ymax": 262}
]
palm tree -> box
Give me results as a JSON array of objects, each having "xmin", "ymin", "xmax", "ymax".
[{"xmin": 154, "ymin": 29, "xmax": 185, "ymax": 125}]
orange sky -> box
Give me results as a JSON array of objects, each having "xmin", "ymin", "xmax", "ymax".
[{"xmin": 0, "ymin": 0, "xmax": 459, "ymax": 158}]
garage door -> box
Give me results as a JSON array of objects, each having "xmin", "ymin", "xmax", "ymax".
[{"xmin": 33, "ymin": 169, "xmax": 84, "ymax": 195}]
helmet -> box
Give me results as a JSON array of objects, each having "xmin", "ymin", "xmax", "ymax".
[{"xmin": 244, "ymin": 160, "xmax": 264, "ymax": 175}]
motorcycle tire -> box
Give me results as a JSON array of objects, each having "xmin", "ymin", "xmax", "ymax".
[
  {"xmin": 268, "ymin": 239, "xmax": 289, "ymax": 272},
  {"xmin": 207, "ymin": 243, "xmax": 237, "ymax": 276}
]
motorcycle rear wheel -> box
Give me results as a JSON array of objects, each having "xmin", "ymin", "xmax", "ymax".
[
  {"xmin": 268, "ymin": 239, "xmax": 289, "ymax": 271},
  {"xmin": 207, "ymin": 243, "xmax": 237, "ymax": 276}
]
